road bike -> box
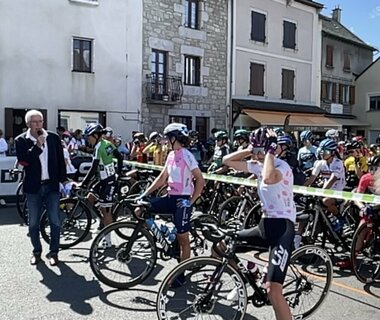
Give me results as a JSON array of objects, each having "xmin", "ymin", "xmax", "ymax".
[{"xmin": 156, "ymin": 220, "xmax": 333, "ymax": 320}]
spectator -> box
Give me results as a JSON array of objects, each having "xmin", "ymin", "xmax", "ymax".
[
  {"xmin": 376, "ymin": 134, "xmax": 380, "ymax": 145},
  {"xmin": 15, "ymin": 110, "xmax": 67, "ymax": 266},
  {"xmin": 0, "ymin": 129, "xmax": 8, "ymax": 157},
  {"xmin": 6, "ymin": 137, "xmax": 17, "ymax": 156},
  {"xmin": 73, "ymin": 129, "xmax": 86, "ymax": 151},
  {"xmin": 114, "ymin": 135, "xmax": 129, "ymax": 159},
  {"xmin": 61, "ymin": 140, "xmax": 77, "ymax": 179},
  {"xmin": 56, "ymin": 126, "xmax": 65, "ymax": 140}
]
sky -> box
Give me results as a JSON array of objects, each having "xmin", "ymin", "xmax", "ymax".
[{"xmin": 321, "ymin": 0, "xmax": 380, "ymax": 57}]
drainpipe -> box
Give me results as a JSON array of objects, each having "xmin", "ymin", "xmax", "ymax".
[{"xmin": 226, "ymin": 0, "xmax": 234, "ymax": 137}]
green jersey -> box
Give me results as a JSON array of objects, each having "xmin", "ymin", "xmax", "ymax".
[{"xmin": 94, "ymin": 139, "xmax": 117, "ymax": 180}]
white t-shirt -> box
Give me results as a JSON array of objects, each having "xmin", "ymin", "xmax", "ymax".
[
  {"xmin": 247, "ymin": 158, "xmax": 296, "ymax": 222},
  {"xmin": 311, "ymin": 157, "xmax": 346, "ymax": 191},
  {"xmin": 63, "ymin": 148, "xmax": 77, "ymax": 174}
]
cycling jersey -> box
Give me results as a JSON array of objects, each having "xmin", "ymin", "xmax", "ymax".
[
  {"xmin": 94, "ymin": 139, "xmax": 117, "ymax": 180},
  {"xmin": 344, "ymin": 156, "xmax": 368, "ymax": 173},
  {"xmin": 247, "ymin": 158, "xmax": 296, "ymax": 222},
  {"xmin": 211, "ymin": 144, "xmax": 229, "ymax": 168},
  {"xmin": 312, "ymin": 158, "xmax": 346, "ymax": 191},
  {"xmin": 297, "ymin": 146, "xmax": 317, "ymax": 171},
  {"xmin": 357, "ymin": 173, "xmax": 373, "ymax": 194},
  {"xmin": 165, "ymin": 148, "xmax": 198, "ymax": 195}
]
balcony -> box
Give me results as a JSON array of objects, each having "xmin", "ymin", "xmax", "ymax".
[{"xmin": 145, "ymin": 74, "xmax": 183, "ymax": 105}]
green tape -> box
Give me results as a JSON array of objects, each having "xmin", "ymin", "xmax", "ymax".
[{"xmin": 124, "ymin": 161, "xmax": 380, "ymax": 204}]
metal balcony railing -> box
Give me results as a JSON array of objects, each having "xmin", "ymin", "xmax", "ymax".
[{"xmin": 145, "ymin": 74, "xmax": 183, "ymax": 104}]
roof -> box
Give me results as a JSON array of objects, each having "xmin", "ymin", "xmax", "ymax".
[
  {"xmin": 233, "ymin": 99, "xmax": 326, "ymax": 114},
  {"xmin": 320, "ymin": 15, "xmax": 377, "ymax": 51},
  {"xmin": 295, "ymin": 0, "xmax": 324, "ymax": 9},
  {"xmin": 356, "ymin": 56, "xmax": 380, "ymax": 80}
]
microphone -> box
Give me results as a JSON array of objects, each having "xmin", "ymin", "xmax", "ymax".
[{"xmin": 37, "ymin": 130, "xmax": 44, "ymax": 147}]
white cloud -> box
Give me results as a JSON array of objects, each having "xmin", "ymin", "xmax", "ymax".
[{"xmin": 370, "ymin": 6, "xmax": 380, "ymax": 19}]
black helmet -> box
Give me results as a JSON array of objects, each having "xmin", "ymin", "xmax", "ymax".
[
  {"xmin": 368, "ymin": 156, "xmax": 380, "ymax": 167},
  {"xmin": 189, "ymin": 130, "xmax": 199, "ymax": 139},
  {"xmin": 233, "ymin": 129, "xmax": 250, "ymax": 141},
  {"xmin": 215, "ymin": 131, "xmax": 228, "ymax": 141},
  {"xmin": 250, "ymin": 127, "xmax": 269, "ymax": 148},
  {"xmin": 84, "ymin": 123, "xmax": 104, "ymax": 137}
]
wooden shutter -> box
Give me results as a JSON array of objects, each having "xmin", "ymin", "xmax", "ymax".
[
  {"xmin": 249, "ymin": 63, "xmax": 265, "ymax": 96},
  {"xmin": 326, "ymin": 45, "xmax": 333, "ymax": 67},
  {"xmin": 251, "ymin": 11, "xmax": 266, "ymax": 42},
  {"xmin": 338, "ymin": 84, "xmax": 343, "ymax": 103},
  {"xmin": 344, "ymin": 52, "xmax": 351, "ymax": 71},
  {"xmin": 332, "ymin": 83, "xmax": 337, "ymax": 102},
  {"xmin": 349, "ymin": 85, "xmax": 355, "ymax": 105},
  {"xmin": 283, "ymin": 21, "xmax": 296, "ymax": 49},
  {"xmin": 282, "ymin": 69, "xmax": 294, "ymax": 100},
  {"xmin": 321, "ymin": 81, "xmax": 327, "ymax": 100}
]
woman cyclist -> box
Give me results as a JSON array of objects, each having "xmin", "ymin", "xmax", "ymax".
[
  {"xmin": 223, "ymin": 127, "xmax": 296, "ymax": 320},
  {"xmin": 137, "ymin": 123, "xmax": 205, "ymax": 285}
]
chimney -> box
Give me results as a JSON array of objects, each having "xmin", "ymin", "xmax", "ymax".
[{"xmin": 332, "ymin": 6, "xmax": 341, "ymax": 23}]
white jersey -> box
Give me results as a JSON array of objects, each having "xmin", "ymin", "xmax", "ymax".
[
  {"xmin": 247, "ymin": 158, "xmax": 296, "ymax": 222},
  {"xmin": 311, "ymin": 157, "xmax": 346, "ymax": 191}
]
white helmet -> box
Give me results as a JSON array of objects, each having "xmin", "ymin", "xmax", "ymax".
[
  {"xmin": 325, "ymin": 129, "xmax": 339, "ymax": 139},
  {"xmin": 149, "ymin": 131, "xmax": 161, "ymax": 141},
  {"xmin": 163, "ymin": 123, "xmax": 189, "ymax": 137}
]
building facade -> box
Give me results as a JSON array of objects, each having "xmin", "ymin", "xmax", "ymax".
[
  {"xmin": 352, "ymin": 58, "xmax": 380, "ymax": 143},
  {"xmin": 0, "ymin": 0, "xmax": 142, "ymax": 140},
  {"xmin": 230, "ymin": 0, "xmax": 329, "ymax": 132},
  {"xmin": 320, "ymin": 7, "xmax": 375, "ymax": 138},
  {"xmin": 141, "ymin": 0, "xmax": 228, "ymax": 141}
]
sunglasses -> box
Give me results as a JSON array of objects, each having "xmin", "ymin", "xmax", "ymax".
[{"xmin": 252, "ymin": 147, "xmax": 265, "ymax": 154}]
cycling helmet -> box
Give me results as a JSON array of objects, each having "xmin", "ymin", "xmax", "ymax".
[
  {"xmin": 300, "ymin": 130, "xmax": 313, "ymax": 142},
  {"xmin": 277, "ymin": 135, "xmax": 293, "ymax": 148},
  {"xmin": 352, "ymin": 135, "xmax": 364, "ymax": 142},
  {"xmin": 62, "ymin": 131, "xmax": 72, "ymax": 138},
  {"xmin": 164, "ymin": 123, "xmax": 189, "ymax": 138},
  {"xmin": 345, "ymin": 142, "xmax": 355, "ymax": 151},
  {"xmin": 319, "ymin": 138, "xmax": 337, "ymax": 152},
  {"xmin": 149, "ymin": 131, "xmax": 161, "ymax": 141},
  {"xmin": 250, "ymin": 127, "xmax": 268, "ymax": 148},
  {"xmin": 104, "ymin": 127, "xmax": 113, "ymax": 137},
  {"xmin": 369, "ymin": 144, "xmax": 378, "ymax": 152},
  {"xmin": 84, "ymin": 123, "xmax": 104, "ymax": 137},
  {"xmin": 273, "ymin": 127, "xmax": 285, "ymax": 137},
  {"xmin": 325, "ymin": 129, "xmax": 339, "ymax": 139},
  {"xmin": 189, "ymin": 130, "xmax": 199, "ymax": 138},
  {"xmin": 368, "ymin": 156, "xmax": 380, "ymax": 167},
  {"xmin": 215, "ymin": 131, "xmax": 228, "ymax": 141},
  {"xmin": 233, "ymin": 129, "xmax": 250, "ymax": 141},
  {"xmin": 133, "ymin": 132, "xmax": 146, "ymax": 141}
]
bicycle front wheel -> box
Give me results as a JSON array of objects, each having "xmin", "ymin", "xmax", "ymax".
[
  {"xmin": 284, "ymin": 245, "xmax": 333, "ymax": 319},
  {"xmin": 157, "ymin": 256, "xmax": 247, "ymax": 320},
  {"xmin": 351, "ymin": 223, "xmax": 380, "ymax": 284},
  {"xmin": 89, "ymin": 221, "xmax": 157, "ymax": 289}
]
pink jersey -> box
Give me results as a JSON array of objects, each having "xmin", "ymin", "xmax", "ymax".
[{"xmin": 165, "ymin": 148, "xmax": 199, "ymax": 195}]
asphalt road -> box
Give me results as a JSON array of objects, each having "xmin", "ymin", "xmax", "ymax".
[{"xmin": 0, "ymin": 205, "xmax": 379, "ymax": 320}]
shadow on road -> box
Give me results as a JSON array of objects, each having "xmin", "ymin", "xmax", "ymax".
[
  {"xmin": 36, "ymin": 261, "xmax": 103, "ymax": 315},
  {"xmin": 0, "ymin": 206, "xmax": 25, "ymax": 226}
]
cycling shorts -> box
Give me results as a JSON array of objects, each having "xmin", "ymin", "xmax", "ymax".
[
  {"xmin": 149, "ymin": 195, "xmax": 192, "ymax": 234},
  {"xmin": 98, "ymin": 176, "xmax": 116, "ymax": 208},
  {"xmin": 236, "ymin": 218, "xmax": 295, "ymax": 284}
]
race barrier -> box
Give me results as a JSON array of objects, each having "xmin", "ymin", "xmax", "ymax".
[{"xmin": 124, "ymin": 160, "xmax": 380, "ymax": 205}]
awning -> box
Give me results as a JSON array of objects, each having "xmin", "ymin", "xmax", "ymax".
[
  {"xmin": 242, "ymin": 109, "xmax": 342, "ymax": 129},
  {"xmin": 325, "ymin": 117, "xmax": 370, "ymax": 127}
]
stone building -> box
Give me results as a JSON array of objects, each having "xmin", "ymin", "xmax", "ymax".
[{"xmin": 141, "ymin": 0, "xmax": 228, "ymax": 140}]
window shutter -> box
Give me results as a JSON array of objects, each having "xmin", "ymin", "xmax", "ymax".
[
  {"xmin": 249, "ymin": 63, "xmax": 254, "ymax": 95},
  {"xmin": 250, "ymin": 63, "xmax": 264, "ymax": 96},
  {"xmin": 250, "ymin": 11, "xmax": 254, "ymax": 40},
  {"xmin": 290, "ymin": 70, "xmax": 295, "ymax": 99},
  {"xmin": 251, "ymin": 12, "xmax": 266, "ymax": 42},
  {"xmin": 332, "ymin": 83, "xmax": 337, "ymax": 102},
  {"xmin": 344, "ymin": 53, "xmax": 351, "ymax": 71},
  {"xmin": 338, "ymin": 84, "xmax": 343, "ymax": 103},
  {"xmin": 326, "ymin": 45, "xmax": 333, "ymax": 67},
  {"xmin": 349, "ymin": 85, "xmax": 355, "ymax": 105},
  {"xmin": 283, "ymin": 21, "xmax": 296, "ymax": 49},
  {"xmin": 282, "ymin": 69, "xmax": 294, "ymax": 100},
  {"xmin": 321, "ymin": 81, "xmax": 326, "ymax": 100}
]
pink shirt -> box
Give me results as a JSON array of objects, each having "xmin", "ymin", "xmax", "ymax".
[{"xmin": 165, "ymin": 148, "xmax": 198, "ymax": 195}]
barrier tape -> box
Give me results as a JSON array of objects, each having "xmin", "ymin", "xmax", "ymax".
[{"xmin": 124, "ymin": 161, "xmax": 380, "ymax": 205}]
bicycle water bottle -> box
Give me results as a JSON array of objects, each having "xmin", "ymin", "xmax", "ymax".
[
  {"xmin": 167, "ymin": 227, "xmax": 177, "ymax": 243},
  {"xmin": 146, "ymin": 218, "xmax": 155, "ymax": 229},
  {"xmin": 246, "ymin": 261, "xmax": 261, "ymax": 280},
  {"xmin": 328, "ymin": 214, "xmax": 343, "ymax": 232},
  {"xmin": 160, "ymin": 223, "xmax": 168, "ymax": 236},
  {"xmin": 261, "ymin": 264, "xmax": 268, "ymax": 287}
]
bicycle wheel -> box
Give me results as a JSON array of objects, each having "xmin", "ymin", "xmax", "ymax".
[
  {"xmin": 283, "ymin": 245, "xmax": 333, "ymax": 319},
  {"xmin": 128, "ymin": 180, "xmax": 151, "ymax": 196},
  {"xmin": 40, "ymin": 198, "xmax": 92, "ymax": 249},
  {"xmin": 112, "ymin": 199, "xmax": 134, "ymax": 221},
  {"xmin": 351, "ymin": 223, "xmax": 380, "ymax": 284},
  {"xmin": 156, "ymin": 256, "xmax": 247, "ymax": 320},
  {"xmin": 243, "ymin": 203, "xmax": 262, "ymax": 229},
  {"xmin": 16, "ymin": 182, "xmax": 28, "ymax": 224},
  {"xmin": 89, "ymin": 221, "xmax": 157, "ymax": 289}
]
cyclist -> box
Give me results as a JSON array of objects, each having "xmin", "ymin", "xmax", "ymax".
[
  {"xmin": 188, "ymin": 130, "xmax": 206, "ymax": 168},
  {"xmin": 297, "ymin": 130, "xmax": 317, "ymax": 174},
  {"xmin": 207, "ymin": 130, "xmax": 230, "ymax": 174},
  {"xmin": 130, "ymin": 132, "xmax": 148, "ymax": 163},
  {"xmin": 233, "ymin": 129, "xmax": 250, "ymax": 151},
  {"xmin": 137, "ymin": 123, "xmax": 205, "ymax": 286},
  {"xmin": 304, "ymin": 139, "xmax": 346, "ymax": 228},
  {"xmin": 325, "ymin": 128, "xmax": 339, "ymax": 142},
  {"xmin": 79, "ymin": 124, "xmax": 123, "ymax": 243},
  {"xmin": 344, "ymin": 141, "xmax": 366, "ymax": 190},
  {"xmin": 222, "ymin": 127, "xmax": 296, "ymax": 320}
]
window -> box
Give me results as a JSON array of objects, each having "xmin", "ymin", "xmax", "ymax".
[
  {"xmin": 281, "ymin": 69, "xmax": 295, "ymax": 100},
  {"xmin": 151, "ymin": 49, "xmax": 168, "ymax": 97},
  {"xmin": 185, "ymin": 0, "xmax": 199, "ymax": 29},
  {"xmin": 251, "ymin": 11, "xmax": 266, "ymax": 43},
  {"xmin": 184, "ymin": 55, "xmax": 201, "ymax": 86},
  {"xmin": 73, "ymin": 38, "xmax": 92, "ymax": 73},
  {"xmin": 249, "ymin": 63, "xmax": 265, "ymax": 96},
  {"xmin": 343, "ymin": 52, "xmax": 351, "ymax": 71},
  {"xmin": 326, "ymin": 45, "xmax": 333, "ymax": 68},
  {"xmin": 321, "ymin": 81, "xmax": 337, "ymax": 102},
  {"xmin": 196, "ymin": 117, "xmax": 209, "ymax": 142},
  {"xmin": 369, "ymin": 96, "xmax": 380, "ymax": 111},
  {"xmin": 338, "ymin": 84, "xmax": 354, "ymax": 105},
  {"xmin": 283, "ymin": 20, "xmax": 296, "ymax": 49},
  {"xmin": 170, "ymin": 116, "xmax": 192, "ymax": 129}
]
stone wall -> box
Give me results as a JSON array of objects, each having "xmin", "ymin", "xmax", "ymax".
[{"xmin": 142, "ymin": 0, "xmax": 228, "ymax": 133}]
